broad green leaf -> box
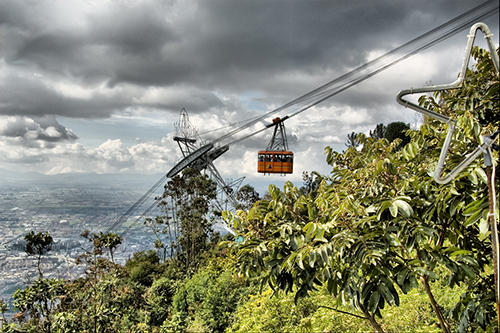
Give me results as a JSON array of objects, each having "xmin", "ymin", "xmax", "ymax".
[
  {"xmin": 414, "ymin": 266, "xmax": 439, "ymax": 279},
  {"xmin": 377, "ymin": 282, "xmax": 394, "ymax": 305},
  {"xmin": 474, "ymin": 168, "xmax": 487, "ymax": 184},
  {"xmin": 467, "ymin": 171, "xmax": 478, "ymax": 185},
  {"xmin": 449, "ymin": 199, "xmax": 460, "ymax": 217},
  {"xmin": 309, "ymin": 250, "xmax": 316, "ymax": 268},
  {"xmin": 389, "ymin": 202, "xmax": 398, "ymax": 217},
  {"xmin": 463, "ymin": 197, "xmax": 486, "ymax": 215},
  {"xmin": 464, "ymin": 209, "xmax": 482, "ymax": 227},
  {"xmin": 297, "ymin": 252, "xmax": 304, "ymax": 270},
  {"xmin": 367, "ymin": 290, "xmax": 380, "ymax": 313},
  {"xmin": 479, "ymin": 218, "xmax": 489, "ymax": 235},
  {"xmin": 377, "ymin": 201, "xmax": 392, "ymax": 220},
  {"xmin": 396, "ymin": 268, "xmax": 409, "ymax": 286},
  {"xmin": 459, "ymin": 263, "xmax": 476, "ymax": 279},
  {"xmin": 394, "ymin": 199, "xmax": 413, "ymax": 218},
  {"xmin": 450, "ymin": 250, "xmax": 471, "ymax": 257}
]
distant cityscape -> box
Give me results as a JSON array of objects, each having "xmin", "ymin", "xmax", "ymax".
[
  {"xmin": 0, "ymin": 169, "xmax": 270, "ymax": 313},
  {"xmin": 0, "ymin": 171, "xmax": 178, "ymax": 305}
]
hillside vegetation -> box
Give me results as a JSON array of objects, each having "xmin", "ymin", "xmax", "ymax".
[{"xmin": 1, "ymin": 46, "xmax": 498, "ymax": 333}]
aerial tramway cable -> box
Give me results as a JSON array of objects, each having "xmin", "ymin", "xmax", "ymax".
[
  {"xmin": 89, "ymin": 0, "xmax": 500, "ymax": 240},
  {"xmin": 102, "ymin": 174, "xmax": 167, "ymax": 235},
  {"xmin": 197, "ymin": 114, "xmax": 264, "ymax": 137},
  {"xmin": 2, "ymin": 1, "xmax": 496, "ymax": 252},
  {"xmin": 221, "ymin": 0, "xmax": 499, "ymax": 147}
]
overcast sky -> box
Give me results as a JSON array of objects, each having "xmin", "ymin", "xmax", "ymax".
[{"xmin": 0, "ymin": 0, "xmax": 498, "ymax": 188}]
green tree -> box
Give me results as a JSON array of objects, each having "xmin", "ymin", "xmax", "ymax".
[
  {"xmin": 383, "ymin": 121, "xmax": 410, "ymax": 148},
  {"xmin": 413, "ymin": 45, "xmax": 499, "ymax": 332},
  {"xmin": 162, "ymin": 168, "xmax": 217, "ymax": 274},
  {"xmin": 226, "ymin": 47, "xmax": 498, "ymax": 333},
  {"xmin": 13, "ymin": 278, "xmax": 65, "ymax": 333},
  {"xmin": 72, "ymin": 230, "xmax": 139, "ymax": 333},
  {"xmin": 167, "ymin": 262, "xmax": 252, "ymax": 333},
  {"xmin": 345, "ymin": 131, "xmax": 361, "ymax": 148},
  {"xmin": 0, "ymin": 299, "xmax": 8, "ymax": 327},
  {"xmin": 147, "ymin": 168, "xmax": 217, "ymax": 267},
  {"xmin": 370, "ymin": 123, "xmax": 386, "ymax": 140},
  {"xmin": 24, "ymin": 231, "xmax": 53, "ymax": 279},
  {"xmin": 147, "ymin": 277, "xmax": 175, "ymax": 327},
  {"xmin": 299, "ymin": 171, "xmax": 326, "ymax": 196},
  {"xmin": 125, "ymin": 250, "xmax": 161, "ymax": 287},
  {"xmin": 51, "ymin": 273, "xmax": 147, "ymax": 333},
  {"xmin": 235, "ymin": 184, "xmax": 260, "ymax": 211},
  {"xmin": 100, "ymin": 232, "xmax": 123, "ymax": 263},
  {"xmin": 77, "ymin": 230, "xmax": 119, "ymax": 279}
]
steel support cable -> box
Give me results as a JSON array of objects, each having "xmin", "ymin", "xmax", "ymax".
[
  {"xmin": 103, "ymin": 174, "xmax": 167, "ymax": 234},
  {"xmin": 197, "ymin": 114, "xmax": 264, "ymax": 136},
  {"xmin": 223, "ymin": 0, "xmax": 498, "ymax": 147},
  {"xmin": 94, "ymin": 0, "xmax": 499, "ymax": 240},
  {"xmin": 119, "ymin": 198, "xmax": 162, "ymax": 237}
]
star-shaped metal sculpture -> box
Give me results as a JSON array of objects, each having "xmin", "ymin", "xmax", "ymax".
[{"xmin": 397, "ymin": 22, "xmax": 499, "ymax": 184}]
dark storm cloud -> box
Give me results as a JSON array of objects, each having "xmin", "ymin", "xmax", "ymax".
[
  {"xmin": 0, "ymin": 115, "xmax": 77, "ymax": 144},
  {"xmin": 0, "ymin": 0, "xmax": 497, "ymax": 120},
  {"xmin": 3, "ymin": 1, "xmax": 489, "ymax": 82},
  {"xmin": 0, "ymin": 75, "xmax": 126, "ymax": 118}
]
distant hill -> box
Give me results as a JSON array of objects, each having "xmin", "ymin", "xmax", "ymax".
[
  {"xmin": 0, "ymin": 167, "xmax": 283, "ymax": 196},
  {"xmin": 0, "ymin": 168, "xmax": 45, "ymax": 181},
  {"xmin": 0, "ymin": 168, "xmax": 165, "ymax": 188}
]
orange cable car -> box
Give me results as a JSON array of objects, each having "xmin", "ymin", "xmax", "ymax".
[
  {"xmin": 257, "ymin": 150, "xmax": 293, "ymax": 174},
  {"xmin": 257, "ymin": 117, "xmax": 293, "ymax": 174}
]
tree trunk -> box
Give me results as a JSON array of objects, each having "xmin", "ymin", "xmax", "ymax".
[
  {"xmin": 359, "ymin": 304, "xmax": 385, "ymax": 333},
  {"xmin": 421, "ymin": 275, "xmax": 450, "ymax": 333},
  {"xmin": 486, "ymin": 166, "xmax": 500, "ymax": 326},
  {"xmin": 37, "ymin": 255, "xmax": 43, "ymax": 279}
]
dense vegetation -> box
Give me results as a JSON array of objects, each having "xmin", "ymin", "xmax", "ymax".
[{"xmin": 1, "ymin": 46, "xmax": 498, "ymax": 333}]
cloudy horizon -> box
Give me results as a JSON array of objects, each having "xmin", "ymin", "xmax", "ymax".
[{"xmin": 0, "ymin": 0, "xmax": 498, "ymax": 185}]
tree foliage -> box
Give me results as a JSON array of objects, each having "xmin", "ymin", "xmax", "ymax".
[
  {"xmin": 3, "ymin": 47, "xmax": 497, "ymax": 333},
  {"xmin": 12, "ymin": 278, "xmax": 65, "ymax": 333},
  {"xmin": 370, "ymin": 123, "xmax": 387, "ymax": 140},
  {"xmin": 235, "ymin": 184, "xmax": 261, "ymax": 211},
  {"xmin": 24, "ymin": 231, "xmax": 53, "ymax": 279},
  {"xmin": 299, "ymin": 171, "xmax": 326, "ymax": 197},
  {"xmin": 225, "ymin": 46, "xmax": 499, "ymax": 333},
  {"xmin": 345, "ymin": 131, "xmax": 361, "ymax": 149},
  {"xmin": 149, "ymin": 168, "xmax": 217, "ymax": 273},
  {"xmin": 383, "ymin": 121, "xmax": 410, "ymax": 148}
]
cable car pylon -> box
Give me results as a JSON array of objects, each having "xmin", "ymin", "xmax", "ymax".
[{"xmin": 171, "ymin": 109, "xmax": 242, "ymax": 208}]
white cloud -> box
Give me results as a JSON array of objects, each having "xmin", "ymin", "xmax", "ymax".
[{"xmin": 304, "ymin": 135, "xmax": 342, "ymax": 143}]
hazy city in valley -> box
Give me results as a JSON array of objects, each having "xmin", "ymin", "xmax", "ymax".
[{"xmin": 0, "ymin": 170, "xmax": 179, "ymax": 301}]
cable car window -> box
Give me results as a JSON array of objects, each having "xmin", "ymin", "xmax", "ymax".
[{"xmin": 258, "ymin": 154, "xmax": 264, "ymax": 162}]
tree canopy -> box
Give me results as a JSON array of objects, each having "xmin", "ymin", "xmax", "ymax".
[{"xmin": 225, "ymin": 46, "xmax": 499, "ymax": 333}]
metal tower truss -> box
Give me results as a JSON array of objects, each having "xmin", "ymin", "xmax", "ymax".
[
  {"xmin": 171, "ymin": 109, "xmax": 243, "ymax": 212},
  {"xmin": 173, "ymin": 108, "xmax": 205, "ymax": 158}
]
